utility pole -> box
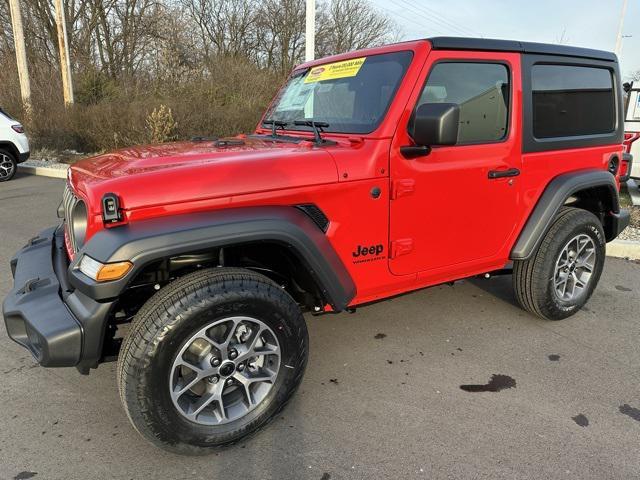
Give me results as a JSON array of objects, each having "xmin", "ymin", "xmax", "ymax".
[
  {"xmin": 54, "ymin": 0, "xmax": 74, "ymax": 106},
  {"xmin": 305, "ymin": 0, "xmax": 315, "ymax": 61},
  {"xmin": 615, "ymin": 0, "xmax": 629, "ymax": 56},
  {"xmin": 8, "ymin": 0, "xmax": 32, "ymax": 116}
]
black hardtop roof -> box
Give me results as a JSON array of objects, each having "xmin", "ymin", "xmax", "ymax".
[{"xmin": 428, "ymin": 37, "xmax": 617, "ymax": 62}]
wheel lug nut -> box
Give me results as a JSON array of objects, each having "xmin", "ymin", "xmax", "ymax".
[
  {"xmin": 226, "ymin": 378, "xmax": 234, "ymax": 386},
  {"xmin": 211, "ymin": 357, "xmax": 221, "ymax": 367},
  {"xmin": 237, "ymin": 364, "xmax": 244, "ymax": 371},
  {"xmin": 207, "ymin": 375, "xmax": 219, "ymax": 384},
  {"xmin": 229, "ymin": 349, "xmax": 238, "ymax": 360}
]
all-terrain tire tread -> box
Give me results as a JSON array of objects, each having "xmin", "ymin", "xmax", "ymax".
[
  {"xmin": 116, "ymin": 267, "xmax": 308, "ymax": 454},
  {"xmin": 513, "ymin": 206, "xmax": 603, "ymax": 320}
]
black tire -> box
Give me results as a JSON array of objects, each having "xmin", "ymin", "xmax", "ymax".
[
  {"xmin": 513, "ymin": 207, "xmax": 606, "ymax": 320},
  {"xmin": 0, "ymin": 148, "xmax": 17, "ymax": 182},
  {"xmin": 116, "ymin": 267, "xmax": 308, "ymax": 455}
]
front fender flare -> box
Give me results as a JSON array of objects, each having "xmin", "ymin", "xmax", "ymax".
[{"xmin": 68, "ymin": 207, "xmax": 356, "ymax": 311}]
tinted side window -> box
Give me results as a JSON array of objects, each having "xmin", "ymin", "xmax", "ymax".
[
  {"xmin": 416, "ymin": 62, "xmax": 510, "ymax": 144},
  {"xmin": 532, "ymin": 65, "xmax": 615, "ymax": 138}
]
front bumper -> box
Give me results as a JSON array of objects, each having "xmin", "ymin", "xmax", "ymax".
[
  {"xmin": 18, "ymin": 151, "xmax": 30, "ymax": 163},
  {"xmin": 2, "ymin": 226, "xmax": 114, "ymax": 370}
]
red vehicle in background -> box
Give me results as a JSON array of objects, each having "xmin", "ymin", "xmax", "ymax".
[{"xmin": 3, "ymin": 37, "xmax": 630, "ymax": 454}]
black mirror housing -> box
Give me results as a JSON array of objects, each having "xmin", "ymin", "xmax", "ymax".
[{"xmin": 410, "ymin": 103, "xmax": 460, "ymax": 147}]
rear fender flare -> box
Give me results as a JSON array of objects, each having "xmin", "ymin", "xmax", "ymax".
[{"xmin": 510, "ymin": 169, "xmax": 619, "ymax": 260}]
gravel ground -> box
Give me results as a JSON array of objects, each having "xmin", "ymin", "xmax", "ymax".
[
  {"xmin": 20, "ymin": 159, "xmax": 70, "ymax": 170},
  {"xmin": 619, "ymin": 186, "xmax": 640, "ymax": 241},
  {"xmin": 618, "ymin": 225, "xmax": 640, "ymax": 241},
  {"xmin": 2, "ymin": 174, "xmax": 640, "ymax": 480},
  {"xmin": 22, "ymin": 149, "xmax": 87, "ymax": 169}
]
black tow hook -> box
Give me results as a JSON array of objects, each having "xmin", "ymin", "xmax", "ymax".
[{"xmin": 17, "ymin": 277, "xmax": 50, "ymax": 295}]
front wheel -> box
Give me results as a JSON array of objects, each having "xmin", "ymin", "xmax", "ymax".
[
  {"xmin": 116, "ymin": 268, "xmax": 308, "ymax": 455},
  {"xmin": 513, "ymin": 207, "xmax": 606, "ymax": 320}
]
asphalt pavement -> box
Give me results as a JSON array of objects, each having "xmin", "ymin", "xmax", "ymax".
[{"xmin": 1, "ymin": 172, "xmax": 639, "ymax": 480}]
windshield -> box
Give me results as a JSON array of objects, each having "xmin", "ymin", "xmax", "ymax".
[{"xmin": 264, "ymin": 51, "xmax": 413, "ymax": 134}]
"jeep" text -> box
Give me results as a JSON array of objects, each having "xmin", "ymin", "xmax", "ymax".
[{"xmin": 352, "ymin": 244, "xmax": 384, "ymax": 257}]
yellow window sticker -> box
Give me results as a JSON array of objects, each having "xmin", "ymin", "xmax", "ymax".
[{"xmin": 304, "ymin": 57, "xmax": 367, "ymax": 83}]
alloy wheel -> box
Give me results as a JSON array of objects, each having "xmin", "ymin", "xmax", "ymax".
[
  {"xmin": 553, "ymin": 233, "xmax": 596, "ymax": 302},
  {"xmin": 169, "ymin": 316, "xmax": 281, "ymax": 425},
  {"xmin": 0, "ymin": 153, "xmax": 15, "ymax": 179}
]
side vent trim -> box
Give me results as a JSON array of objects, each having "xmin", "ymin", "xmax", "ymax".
[{"xmin": 294, "ymin": 204, "xmax": 330, "ymax": 233}]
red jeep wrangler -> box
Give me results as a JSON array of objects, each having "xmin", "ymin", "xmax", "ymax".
[{"xmin": 3, "ymin": 38, "xmax": 630, "ymax": 453}]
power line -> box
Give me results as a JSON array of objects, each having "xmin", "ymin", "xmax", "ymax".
[
  {"xmin": 375, "ymin": 3, "xmax": 449, "ymax": 37},
  {"xmin": 410, "ymin": 1, "xmax": 483, "ymax": 37},
  {"xmin": 390, "ymin": 0, "xmax": 481, "ymax": 38}
]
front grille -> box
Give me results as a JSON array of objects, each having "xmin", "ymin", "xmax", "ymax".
[{"xmin": 62, "ymin": 183, "xmax": 80, "ymax": 253}]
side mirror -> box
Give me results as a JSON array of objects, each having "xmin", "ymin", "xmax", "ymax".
[{"xmin": 410, "ymin": 103, "xmax": 460, "ymax": 147}]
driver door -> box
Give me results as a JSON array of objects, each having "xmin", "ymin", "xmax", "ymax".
[{"xmin": 389, "ymin": 51, "xmax": 522, "ymax": 276}]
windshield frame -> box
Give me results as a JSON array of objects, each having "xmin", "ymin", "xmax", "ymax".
[{"xmin": 262, "ymin": 50, "xmax": 415, "ymax": 136}]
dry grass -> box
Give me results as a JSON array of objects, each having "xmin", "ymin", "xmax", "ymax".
[
  {"xmin": 620, "ymin": 185, "xmax": 640, "ymax": 229},
  {"xmin": 0, "ymin": 56, "xmax": 282, "ymax": 153}
]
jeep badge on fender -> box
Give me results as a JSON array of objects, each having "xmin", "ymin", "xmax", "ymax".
[
  {"xmin": 353, "ymin": 244, "xmax": 384, "ymax": 257},
  {"xmin": 2, "ymin": 37, "xmax": 630, "ymax": 454}
]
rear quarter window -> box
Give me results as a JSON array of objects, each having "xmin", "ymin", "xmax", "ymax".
[{"xmin": 532, "ymin": 65, "xmax": 615, "ymax": 138}]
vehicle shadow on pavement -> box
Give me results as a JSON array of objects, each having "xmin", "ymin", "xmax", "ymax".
[{"xmin": 468, "ymin": 275, "xmax": 520, "ymax": 308}]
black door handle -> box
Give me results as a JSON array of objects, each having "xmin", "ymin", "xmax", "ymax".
[{"xmin": 488, "ymin": 168, "xmax": 520, "ymax": 179}]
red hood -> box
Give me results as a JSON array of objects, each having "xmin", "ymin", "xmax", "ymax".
[{"xmin": 69, "ymin": 137, "xmax": 339, "ymax": 215}]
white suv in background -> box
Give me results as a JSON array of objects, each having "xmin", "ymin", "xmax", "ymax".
[{"xmin": 0, "ymin": 107, "xmax": 30, "ymax": 182}]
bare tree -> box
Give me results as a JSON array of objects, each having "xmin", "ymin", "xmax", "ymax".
[
  {"xmin": 316, "ymin": 0, "xmax": 396, "ymax": 57},
  {"xmin": 0, "ymin": 0, "xmax": 404, "ymax": 150},
  {"xmin": 148, "ymin": 7, "xmax": 199, "ymax": 84},
  {"xmin": 1, "ymin": 0, "xmax": 398, "ymax": 79},
  {"xmin": 255, "ymin": 0, "xmax": 306, "ymax": 73},
  {"xmin": 185, "ymin": 0, "xmax": 259, "ymax": 59}
]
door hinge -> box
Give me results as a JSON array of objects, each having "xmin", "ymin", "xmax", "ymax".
[
  {"xmin": 391, "ymin": 179, "xmax": 415, "ymax": 200},
  {"xmin": 390, "ymin": 238, "xmax": 414, "ymax": 259}
]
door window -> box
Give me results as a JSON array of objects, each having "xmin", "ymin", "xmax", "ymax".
[{"xmin": 415, "ymin": 62, "xmax": 510, "ymax": 144}]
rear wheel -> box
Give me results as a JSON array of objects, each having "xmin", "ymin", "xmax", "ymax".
[
  {"xmin": 0, "ymin": 149, "xmax": 17, "ymax": 182},
  {"xmin": 513, "ymin": 207, "xmax": 605, "ymax": 320},
  {"xmin": 117, "ymin": 267, "xmax": 308, "ymax": 454}
]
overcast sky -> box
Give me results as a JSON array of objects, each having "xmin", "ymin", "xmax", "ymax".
[{"xmin": 370, "ymin": 0, "xmax": 640, "ymax": 79}]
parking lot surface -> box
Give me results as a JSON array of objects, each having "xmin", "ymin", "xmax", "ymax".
[{"xmin": 1, "ymin": 173, "xmax": 640, "ymax": 480}]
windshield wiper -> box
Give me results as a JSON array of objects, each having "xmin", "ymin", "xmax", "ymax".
[
  {"xmin": 263, "ymin": 119, "xmax": 289, "ymax": 138},
  {"xmin": 293, "ymin": 119, "xmax": 330, "ymax": 145}
]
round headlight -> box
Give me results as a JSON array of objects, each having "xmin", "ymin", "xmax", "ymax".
[{"xmin": 71, "ymin": 199, "xmax": 88, "ymax": 247}]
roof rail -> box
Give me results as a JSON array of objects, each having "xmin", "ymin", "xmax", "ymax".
[{"xmin": 429, "ymin": 37, "xmax": 617, "ymax": 62}]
